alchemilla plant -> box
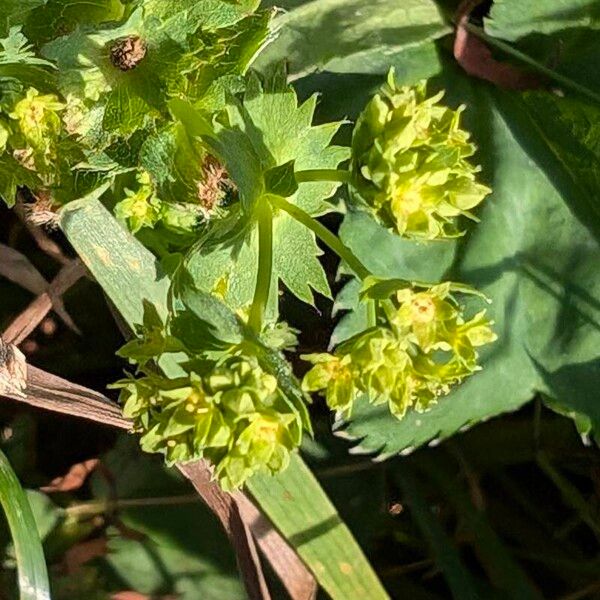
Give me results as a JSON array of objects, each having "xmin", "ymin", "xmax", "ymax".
[{"xmin": 0, "ymin": 1, "xmax": 495, "ymax": 489}]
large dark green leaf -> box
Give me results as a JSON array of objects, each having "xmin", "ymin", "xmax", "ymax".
[
  {"xmin": 326, "ymin": 63, "xmax": 600, "ymax": 457},
  {"xmin": 255, "ymin": 0, "xmax": 449, "ymax": 76},
  {"xmin": 485, "ymin": 0, "xmax": 600, "ymax": 41},
  {"xmin": 484, "ymin": 0, "xmax": 600, "ymax": 97}
]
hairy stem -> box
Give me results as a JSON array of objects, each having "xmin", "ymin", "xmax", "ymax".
[
  {"xmin": 248, "ymin": 199, "xmax": 274, "ymax": 333},
  {"xmin": 268, "ymin": 194, "xmax": 370, "ymax": 280},
  {"xmin": 295, "ymin": 169, "xmax": 352, "ymax": 185}
]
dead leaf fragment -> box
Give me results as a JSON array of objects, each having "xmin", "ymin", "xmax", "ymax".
[
  {"xmin": 41, "ymin": 458, "xmax": 100, "ymax": 493},
  {"xmin": 0, "ymin": 337, "xmax": 27, "ymax": 398},
  {"xmin": 63, "ymin": 537, "xmax": 108, "ymax": 574}
]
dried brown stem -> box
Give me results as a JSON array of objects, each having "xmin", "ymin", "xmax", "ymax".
[
  {"xmin": 0, "ymin": 243, "xmax": 79, "ymax": 333},
  {"xmin": 235, "ymin": 492, "xmax": 318, "ymax": 600},
  {"xmin": 454, "ymin": 0, "xmax": 543, "ymax": 90},
  {"xmin": 3, "ymin": 259, "xmax": 85, "ymax": 344}
]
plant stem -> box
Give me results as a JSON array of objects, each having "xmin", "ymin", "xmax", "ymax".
[
  {"xmin": 464, "ymin": 23, "xmax": 600, "ymax": 104},
  {"xmin": 268, "ymin": 194, "xmax": 370, "ymax": 280},
  {"xmin": 248, "ymin": 199, "xmax": 273, "ymax": 333},
  {"xmin": 295, "ymin": 169, "xmax": 352, "ymax": 185},
  {"xmin": 66, "ymin": 493, "xmax": 200, "ymax": 519},
  {"xmin": 367, "ymin": 300, "xmax": 377, "ymax": 327}
]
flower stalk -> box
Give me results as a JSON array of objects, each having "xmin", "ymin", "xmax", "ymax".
[
  {"xmin": 248, "ymin": 198, "xmax": 274, "ymax": 333},
  {"xmin": 268, "ymin": 194, "xmax": 371, "ymax": 280}
]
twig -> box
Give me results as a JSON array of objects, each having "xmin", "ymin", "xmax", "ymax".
[
  {"xmin": 178, "ymin": 461, "xmax": 272, "ymax": 600},
  {"xmin": 453, "ymin": 0, "xmax": 543, "ymax": 90},
  {"xmin": 3, "ymin": 259, "xmax": 85, "ymax": 344},
  {"xmin": 380, "ymin": 558, "xmax": 434, "ymax": 578},
  {"xmin": 65, "ymin": 494, "xmax": 201, "ymax": 519},
  {"xmin": 0, "ymin": 243, "xmax": 78, "ymax": 333},
  {"xmin": 0, "ymin": 364, "xmax": 316, "ymax": 600}
]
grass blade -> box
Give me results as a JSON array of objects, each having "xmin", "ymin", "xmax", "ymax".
[
  {"xmin": 0, "ymin": 449, "xmax": 50, "ymax": 600},
  {"xmin": 395, "ymin": 467, "xmax": 480, "ymax": 599}
]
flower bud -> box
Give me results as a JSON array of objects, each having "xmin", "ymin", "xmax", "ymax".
[
  {"xmin": 351, "ymin": 71, "xmax": 491, "ymax": 239},
  {"xmin": 114, "ymin": 170, "xmax": 162, "ymax": 233}
]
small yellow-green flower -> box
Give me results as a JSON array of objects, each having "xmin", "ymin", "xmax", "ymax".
[
  {"xmin": 303, "ymin": 283, "xmax": 496, "ymax": 420},
  {"xmin": 114, "ymin": 171, "xmax": 162, "ymax": 233},
  {"xmin": 351, "ymin": 71, "xmax": 491, "ymax": 239},
  {"xmin": 115, "ymin": 354, "xmax": 302, "ymax": 490},
  {"xmin": 9, "ymin": 88, "xmax": 65, "ymax": 173}
]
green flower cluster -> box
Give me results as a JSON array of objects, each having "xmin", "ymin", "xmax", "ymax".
[
  {"xmin": 5, "ymin": 88, "xmax": 65, "ymax": 177},
  {"xmin": 302, "ymin": 283, "xmax": 496, "ymax": 419},
  {"xmin": 114, "ymin": 171, "xmax": 162, "ymax": 233},
  {"xmin": 351, "ymin": 71, "xmax": 491, "ymax": 239},
  {"xmin": 116, "ymin": 355, "xmax": 302, "ymax": 491}
]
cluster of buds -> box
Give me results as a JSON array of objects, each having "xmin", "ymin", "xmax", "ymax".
[
  {"xmin": 114, "ymin": 171, "xmax": 162, "ymax": 233},
  {"xmin": 8, "ymin": 88, "xmax": 65, "ymax": 175},
  {"xmin": 116, "ymin": 355, "xmax": 302, "ymax": 490},
  {"xmin": 351, "ymin": 71, "xmax": 491, "ymax": 239},
  {"xmin": 302, "ymin": 283, "xmax": 496, "ymax": 419}
]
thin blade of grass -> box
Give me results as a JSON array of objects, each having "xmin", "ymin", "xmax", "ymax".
[
  {"xmin": 0, "ymin": 449, "xmax": 50, "ymax": 600},
  {"xmin": 419, "ymin": 457, "xmax": 542, "ymax": 599}
]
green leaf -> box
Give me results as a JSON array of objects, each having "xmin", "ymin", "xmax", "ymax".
[
  {"xmin": 273, "ymin": 213, "xmax": 331, "ymax": 304},
  {"xmin": 59, "ymin": 196, "xmax": 388, "ymax": 599},
  {"xmin": 59, "ymin": 192, "xmax": 171, "ymax": 327},
  {"xmin": 170, "ymin": 273, "xmax": 245, "ymax": 351},
  {"xmin": 0, "ymin": 450, "xmax": 50, "ymax": 600},
  {"xmin": 0, "ymin": 26, "xmax": 54, "ymax": 67},
  {"xmin": 142, "ymin": 0, "xmax": 261, "ymax": 38},
  {"xmin": 24, "ymin": 0, "xmax": 125, "ymax": 45},
  {"xmin": 329, "ymin": 65, "xmax": 600, "ymax": 457},
  {"xmin": 102, "ymin": 84, "xmax": 156, "ymax": 136},
  {"xmin": 95, "ymin": 437, "xmax": 244, "ymax": 599},
  {"xmin": 41, "ymin": 5, "xmax": 270, "ymax": 124},
  {"xmin": 485, "ymin": 0, "xmax": 600, "ymax": 41},
  {"xmin": 246, "ymin": 454, "xmax": 388, "ymax": 599},
  {"xmin": 264, "ymin": 160, "xmax": 298, "ymax": 197},
  {"xmin": 0, "ymin": 154, "xmax": 42, "ymax": 207},
  {"xmin": 182, "ymin": 68, "xmax": 348, "ymax": 305},
  {"xmin": 483, "ymin": 0, "xmax": 600, "ymax": 97},
  {"xmin": 255, "ymin": 0, "xmax": 449, "ymax": 76},
  {"xmin": 0, "ymin": 1, "xmax": 46, "ymax": 37},
  {"xmin": 516, "ymin": 92, "xmax": 600, "ymax": 241}
]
